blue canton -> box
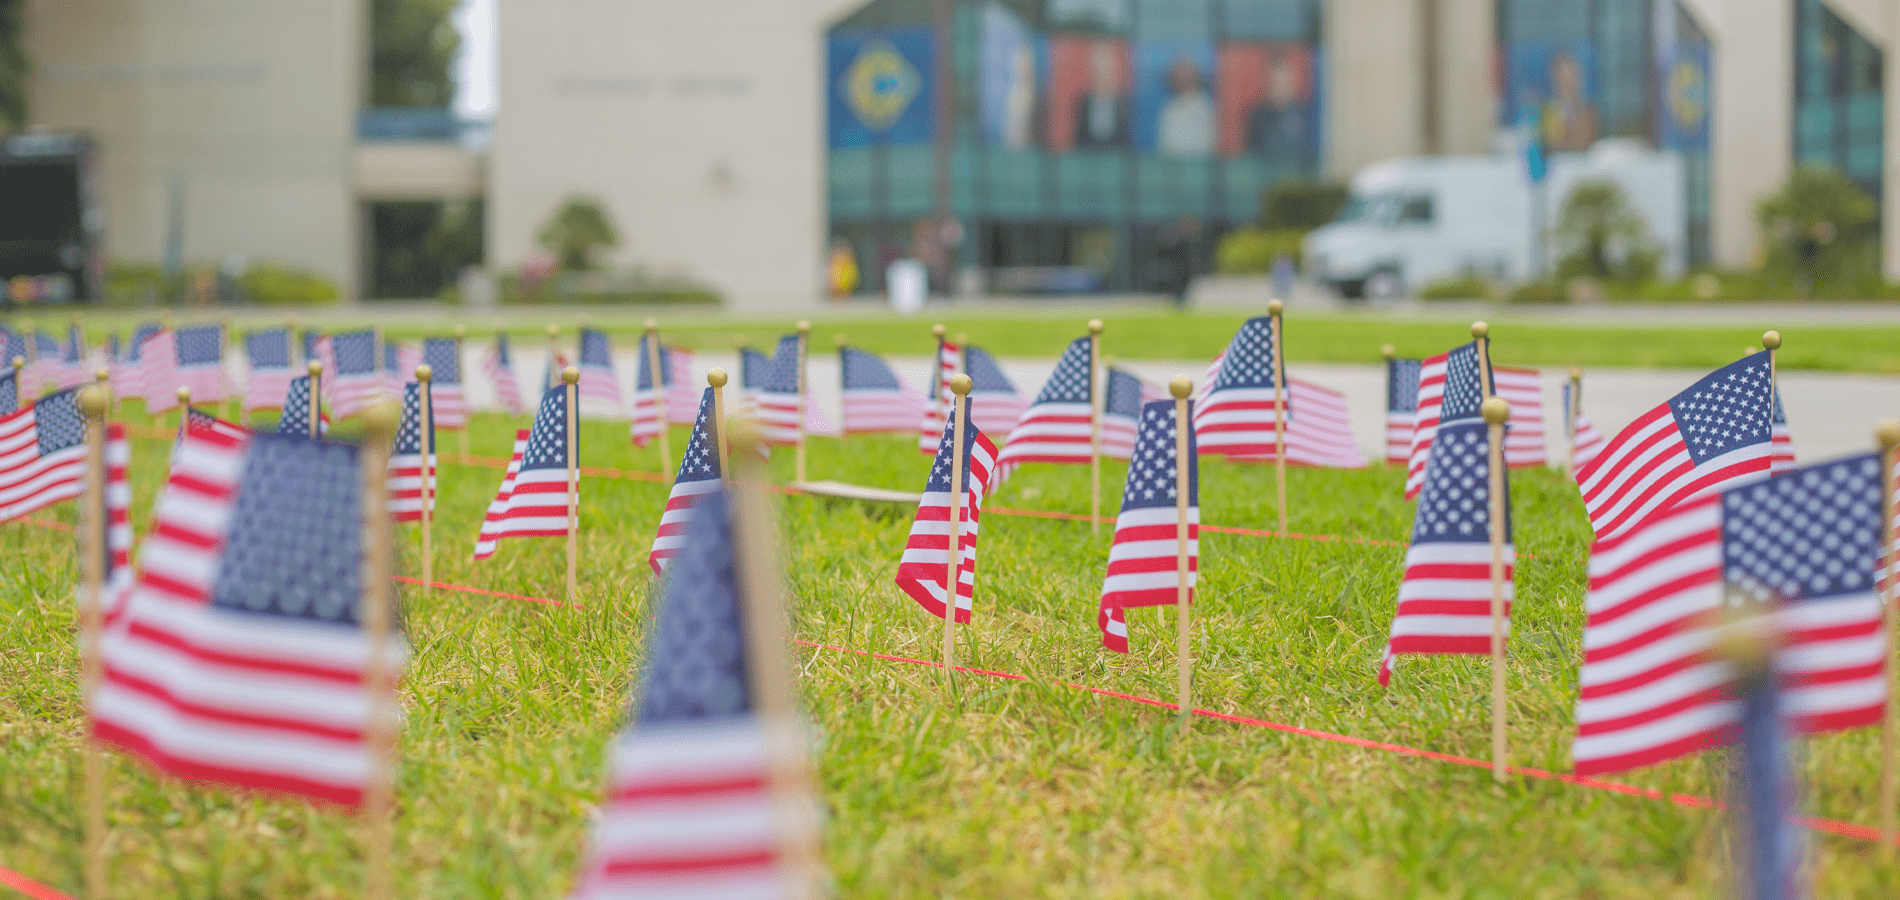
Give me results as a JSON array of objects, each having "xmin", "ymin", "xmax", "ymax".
[
  {"xmin": 382, "ymin": 342, "xmax": 404, "ymax": 376},
  {"xmin": 333, "ymin": 330, "xmax": 377, "ymax": 376},
  {"xmin": 924, "ymin": 399, "xmax": 984, "ymax": 495},
  {"xmin": 0, "ymin": 329, "xmax": 22, "ymax": 367},
  {"xmin": 761, "ymin": 335, "xmax": 802, "ymax": 395},
  {"xmin": 739, "ymin": 346, "xmax": 770, "ymax": 390},
  {"xmin": 1771, "ymin": 384, "xmax": 1787, "ymax": 427},
  {"xmin": 1411, "ymin": 419, "xmax": 1508, "ymax": 544},
  {"xmin": 276, "ymin": 376, "xmax": 316, "ymax": 436},
  {"xmin": 107, "ymin": 332, "xmax": 120, "ymax": 360},
  {"xmin": 636, "ymin": 339, "xmax": 672, "ymax": 391},
  {"xmin": 1561, "ymin": 382, "xmax": 1577, "ymax": 433},
  {"xmin": 0, "ymin": 368, "xmax": 16, "ymax": 416},
  {"xmin": 176, "ymin": 325, "xmax": 222, "ymax": 367},
  {"xmin": 636, "ymin": 488, "xmax": 750, "ymax": 722},
  {"xmin": 1666, "ymin": 353, "xmax": 1773, "ymax": 465},
  {"xmin": 1440, "ymin": 341, "xmax": 1488, "ymax": 423},
  {"xmin": 1722, "ymin": 452, "xmax": 1882, "ymax": 604},
  {"xmin": 34, "ymin": 388, "xmax": 85, "ymax": 457},
  {"xmin": 522, "ymin": 385, "xmax": 571, "ymax": 471},
  {"xmin": 130, "ymin": 323, "xmax": 161, "ymax": 362},
  {"xmin": 209, "ymin": 434, "xmax": 367, "ymax": 628},
  {"xmin": 33, "ymin": 332, "xmax": 58, "ymax": 358},
  {"xmin": 1032, "ymin": 337, "xmax": 1094, "ymax": 404},
  {"xmin": 1105, "ymin": 368, "xmax": 1144, "ymax": 419},
  {"xmin": 301, "ymin": 329, "xmax": 321, "ymax": 363},
  {"xmin": 62, "ymin": 325, "xmax": 82, "ymax": 363},
  {"xmin": 580, "ymin": 328, "xmax": 614, "ymax": 370},
  {"xmin": 673, "ymin": 388, "xmax": 722, "ymax": 485},
  {"xmin": 1211, "ymin": 316, "xmax": 1279, "ymax": 391},
  {"xmin": 964, "ymin": 346, "xmax": 1018, "ymax": 394},
  {"xmin": 1388, "ymin": 358, "xmax": 1422, "ymax": 414},
  {"xmin": 841, "ymin": 347, "xmax": 902, "ymax": 390},
  {"xmin": 1120, "ymin": 399, "xmax": 1197, "ymax": 511},
  {"xmin": 493, "ymin": 333, "xmax": 512, "ymax": 366},
  {"xmin": 247, "ymin": 328, "xmax": 290, "ymax": 369},
  {"xmin": 394, "ymin": 382, "xmax": 434, "ymax": 455},
  {"xmin": 422, "ymin": 338, "xmax": 461, "ymax": 384}
]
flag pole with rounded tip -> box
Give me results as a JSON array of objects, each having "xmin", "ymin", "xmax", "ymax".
[
  {"xmin": 1877, "ymin": 417, "xmax": 1900, "ymax": 856},
  {"xmin": 1171, "ymin": 374, "xmax": 1194, "ymax": 719},
  {"xmin": 1088, "ymin": 319, "xmax": 1105, "ymax": 534},
  {"xmin": 1762, "ymin": 330, "xmax": 1782, "ymax": 439},
  {"xmin": 1269, "ymin": 300, "xmax": 1287, "ymax": 534},
  {"xmin": 1482, "ymin": 395, "xmax": 1511, "ymax": 783},
  {"xmin": 416, "ymin": 364, "xmax": 435, "ymax": 601},
  {"xmin": 928, "ymin": 324, "xmax": 947, "ymax": 439},
  {"xmin": 794, "ymin": 320, "xmax": 810, "ymax": 484},
  {"xmin": 356, "ymin": 397, "xmax": 400, "ymax": 900},
  {"xmin": 454, "ymin": 324, "xmax": 470, "ymax": 458},
  {"xmin": 307, "ymin": 360, "xmax": 324, "ymax": 438},
  {"xmin": 77, "ymin": 384, "xmax": 110, "ymax": 900},
  {"xmin": 545, "ymin": 323, "xmax": 560, "ymax": 390},
  {"xmin": 709, "ymin": 368, "xmax": 730, "ymax": 477},
  {"xmin": 944, "ymin": 373, "xmax": 972, "ymax": 688},
  {"xmin": 176, "ymin": 386, "xmax": 191, "ymax": 440},
  {"xmin": 1470, "ymin": 320, "xmax": 1492, "ymax": 396},
  {"xmin": 723, "ymin": 415, "xmax": 820, "ymax": 898},
  {"xmin": 1566, "ymin": 367, "xmax": 1583, "ymax": 477},
  {"xmin": 645, "ymin": 319, "xmax": 670, "ymax": 474},
  {"xmin": 95, "ymin": 366, "xmax": 112, "ymax": 414},
  {"xmin": 563, "ymin": 365, "xmax": 581, "ymax": 604}
]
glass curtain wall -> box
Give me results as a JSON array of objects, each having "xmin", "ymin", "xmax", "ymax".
[{"xmin": 1793, "ymin": 0, "xmax": 1884, "ymax": 206}]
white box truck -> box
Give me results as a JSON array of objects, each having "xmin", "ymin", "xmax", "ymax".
[{"xmin": 1302, "ymin": 138, "xmax": 1686, "ymax": 300}]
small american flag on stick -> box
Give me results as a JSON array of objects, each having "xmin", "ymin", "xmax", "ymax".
[
  {"xmin": 895, "ymin": 397, "xmax": 997, "ymax": 623},
  {"xmin": 472, "ymin": 385, "xmax": 575, "ymax": 558},
  {"xmin": 0, "ymin": 387, "xmax": 89, "ymax": 521},
  {"xmin": 649, "ymin": 387, "xmax": 722, "ymax": 573},
  {"xmin": 964, "ymin": 345, "xmax": 1027, "ymax": 439},
  {"xmin": 1491, "ymin": 366, "xmax": 1548, "ymax": 468},
  {"xmin": 421, "ymin": 338, "xmax": 467, "ymax": 429},
  {"xmin": 631, "ymin": 335, "xmax": 673, "ymax": 447},
  {"xmin": 326, "ymin": 329, "xmax": 385, "ymax": 418},
  {"xmin": 1099, "ymin": 397, "xmax": 1197, "ymax": 653},
  {"xmin": 481, "ymin": 333, "xmax": 524, "ymax": 415},
  {"xmin": 1562, "ymin": 377, "xmax": 1607, "ymax": 471},
  {"xmin": 388, "ymin": 382, "xmax": 436, "ymax": 523},
  {"xmin": 1384, "ymin": 353, "xmax": 1421, "ymax": 465},
  {"xmin": 275, "ymin": 374, "xmax": 330, "ymax": 437},
  {"xmin": 578, "ymin": 327, "xmax": 626, "ymax": 412},
  {"xmin": 1403, "ymin": 339, "xmax": 1491, "ymax": 500},
  {"xmin": 919, "ymin": 331, "xmax": 958, "ymax": 453},
  {"xmin": 0, "ymin": 364, "xmax": 16, "ymax": 416},
  {"xmin": 840, "ymin": 345, "xmax": 925, "ymax": 435},
  {"xmin": 242, "ymin": 327, "xmax": 294, "ymax": 412},
  {"xmin": 142, "ymin": 325, "xmax": 228, "ymax": 413}
]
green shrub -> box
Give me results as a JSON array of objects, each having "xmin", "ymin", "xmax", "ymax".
[
  {"xmin": 105, "ymin": 262, "xmax": 168, "ymax": 306},
  {"xmin": 1507, "ymin": 281, "xmax": 1566, "ymax": 304},
  {"xmin": 1417, "ymin": 273, "xmax": 1492, "ymax": 301},
  {"xmin": 1259, "ymin": 180, "xmax": 1349, "ymax": 229},
  {"xmin": 537, "ymin": 196, "xmax": 619, "ymax": 272},
  {"xmin": 1756, "ymin": 166, "xmax": 1881, "ymax": 294},
  {"xmin": 1214, "ymin": 227, "xmax": 1304, "ymax": 275},
  {"xmin": 493, "ymin": 270, "xmax": 720, "ymax": 306},
  {"xmin": 240, "ymin": 263, "xmax": 341, "ymax": 305},
  {"xmin": 1553, "ymin": 181, "xmax": 1659, "ymax": 283}
]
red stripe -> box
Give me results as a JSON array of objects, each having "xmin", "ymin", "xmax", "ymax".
[
  {"xmin": 123, "ymin": 618, "xmax": 364, "ymax": 685},
  {"xmin": 1579, "ymin": 650, "xmax": 1708, "ymax": 700},
  {"xmin": 100, "ymin": 665, "xmax": 364, "ymax": 742},
  {"xmin": 92, "ymin": 720, "xmax": 362, "ymax": 807},
  {"xmin": 612, "ymin": 773, "xmax": 767, "ymax": 802},
  {"xmin": 599, "ymin": 849, "xmax": 777, "ymax": 877},
  {"xmin": 1576, "ymin": 684, "xmax": 1730, "ymax": 736},
  {"xmin": 1573, "ymin": 725, "xmax": 1732, "ymax": 777},
  {"xmin": 1393, "ymin": 599, "xmax": 1507, "ymax": 616}
]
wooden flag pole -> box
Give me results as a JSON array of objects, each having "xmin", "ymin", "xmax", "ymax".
[
  {"xmin": 563, "ymin": 365, "xmax": 580, "ymax": 605},
  {"xmin": 1482, "ymin": 395, "xmax": 1511, "ymax": 783},
  {"xmin": 709, "ymin": 369, "xmax": 730, "ymax": 476},
  {"xmin": 454, "ymin": 325, "xmax": 470, "ymax": 459},
  {"xmin": 1470, "ymin": 321, "xmax": 1493, "ymax": 398},
  {"xmin": 77, "ymin": 385, "xmax": 110, "ymax": 900},
  {"xmin": 927, "ymin": 324, "xmax": 947, "ymax": 434},
  {"xmin": 646, "ymin": 319, "xmax": 670, "ymax": 474},
  {"xmin": 545, "ymin": 323, "xmax": 560, "ymax": 390},
  {"xmin": 95, "ymin": 367, "xmax": 111, "ymax": 413},
  {"xmin": 1088, "ymin": 319, "xmax": 1104, "ymax": 535},
  {"xmin": 1170, "ymin": 375, "xmax": 1194, "ymax": 718},
  {"xmin": 219, "ymin": 315, "xmax": 234, "ymax": 422},
  {"xmin": 725, "ymin": 417, "xmax": 820, "ymax": 899},
  {"xmin": 1268, "ymin": 300, "xmax": 1287, "ymax": 534},
  {"xmin": 176, "ymin": 387, "xmax": 190, "ymax": 440},
  {"xmin": 1762, "ymin": 330, "xmax": 1782, "ymax": 427},
  {"xmin": 794, "ymin": 320, "xmax": 810, "ymax": 484},
  {"xmin": 357, "ymin": 399, "xmax": 400, "ymax": 900},
  {"xmin": 1565, "ymin": 367, "xmax": 1582, "ymax": 477},
  {"xmin": 1877, "ymin": 418, "xmax": 1900, "ymax": 855},
  {"xmin": 944, "ymin": 374, "xmax": 972, "ymax": 687},
  {"xmin": 416, "ymin": 365, "xmax": 435, "ymax": 601},
  {"xmin": 307, "ymin": 361, "xmax": 324, "ymax": 438}
]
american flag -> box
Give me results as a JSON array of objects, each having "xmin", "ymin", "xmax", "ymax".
[
  {"xmin": 1098, "ymin": 367, "xmax": 1147, "ymax": 460},
  {"xmin": 22, "ymin": 330, "xmax": 60, "ymax": 393},
  {"xmin": 326, "ymin": 329, "xmax": 385, "ymax": 417},
  {"xmin": 839, "ymin": 346, "xmax": 925, "ymax": 434},
  {"xmin": 568, "ymin": 489, "xmax": 814, "ymax": 900},
  {"xmin": 754, "ymin": 334, "xmax": 804, "ymax": 446},
  {"xmin": 1769, "ymin": 385, "xmax": 1796, "ymax": 475},
  {"xmin": 964, "ymin": 346, "xmax": 1028, "ymax": 439},
  {"xmin": 1576, "ymin": 353, "xmax": 1775, "ymax": 542},
  {"xmin": 1562, "ymin": 380, "xmax": 1608, "ymax": 470},
  {"xmin": 631, "ymin": 336, "xmax": 673, "ymax": 447},
  {"xmin": 274, "ymin": 375, "xmax": 330, "ymax": 437},
  {"xmin": 382, "ymin": 341, "xmax": 421, "ymax": 395},
  {"xmin": 1, "ymin": 328, "xmax": 26, "ymax": 392},
  {"xmin": 302, "ymin": 329, "xmax": 322, "ymax": 364},
  {"xmin": 184, "ymin": 407, "xmax": 248, "ymax": 444},
  {"xmin": 1216, "ymin": 378, "xmax": 1366, "ymax": 468},
  {"xmin": 0, "ymin": 365, "xmax": 16, "ymax": 415},
  {"xmin": 665, "ymin": 347, "xmax": 699, "ymax": 424},
  {"xmin": 1193, "ymin": 317, "xmax": 1289, "ymax": 459},
  {"xmin": 56, "ymin": 323, "xmax": 90, "ymax": 389},
  {"xmin": 1403, "ymin": 341, "xmax": 1490, "ymax": 500},
  {"xmin": 578, "ymin": 328, "xmax": 626, "ymax": 411},
  {"xmin": 990, "ymin": 336, "xmax": 1094, "ymax": 470},
  {"xmin": 420, "ymin": 338, "xmax": 468, "ymax": 429},
  {"xmin": 1571, "ymin": 452, "xmax": 1889, "ymax": 775},
  {"xmin": 919, "ymin": 336, "xmax": 960, "ymax": 453},
  {"xmin": 648, "ymin": 387, "xmax": 722, "ymax": 573},
  {"xmin": 141, "ymin": 325, "xmax": 228, "ymax": 413},
  {"xmin": 1379, "ymin": 419, "xmax": 1514, "ymax": 686},
  {"xmin": 113, "ymin": 324, "xmax": 158, "ymax": 399},
  {"xmin": 737, "ymin": 344, "xmax": 771, "ymax": 412},
  {"xmin": 84, "ymin": 422, "xmax": 136, "ymax": 628},
  {"xmin": 242, "ymin": 327, "xmax": 295, "ymax": 412},
  {"xmin": 91, "ymin": 427, "xmax": 406, "ymax": 806},
  {"xmin": 1099, "ymin": 399, "xmax": 1198, "ymax": 653},
  {"xmin": 1385, "ymin": 357, "xmax": 1421, "ymax": 465},
  {"xmin": 473, "ymin": 385, "xmax": 574, "ymax": 559},
  {"xmin": 481, "ymin": 333, "xmax": 524, "ymax": 415},
  {"xmin": 1491, "ymin": 366, "xmax": 1548, "ymax": 468},
  {"xmin": 0, "ymin": 387, "xmax": 88, "ymax": 521},
  {"xmin": 388, "ymin": 382, "xmax": 437, "ymax": 523},
  {"xmin": 895, "ymin": 400, "xmax": 998, "ymax": 622}
]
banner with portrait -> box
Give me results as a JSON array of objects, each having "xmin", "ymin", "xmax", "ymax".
[
  {"xmin": 978, "ymin": 3, "xmax": 1050, "ymax": 150},
  {"xmin": 1133, "ymin": 40, "xmax": 1218, "ymax": 157},
  {"xmin": 1214, "ymin": 41, "xmax": 1317, "ymax": 163},
  {"xmin": 1500, "ymin": 40, "xmax": 1600, "ymax": 153}
]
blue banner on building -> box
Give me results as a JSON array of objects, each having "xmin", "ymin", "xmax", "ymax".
[{"xmin": 827, "ymin": 26, "xmax": 936, "ymax": 149}]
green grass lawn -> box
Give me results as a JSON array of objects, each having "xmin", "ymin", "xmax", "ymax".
[{"xmin": 4, "ymin": 410, "xmax": 1898, "ymax": 898}]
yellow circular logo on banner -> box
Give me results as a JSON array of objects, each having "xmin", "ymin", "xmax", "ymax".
[
  {"xmin": 1668, "ymin": 58, "xmax": 1707, "ymax": 133},
  {"xmin": 841, "ymin": 40, "xmax": 921, "ymax": 132}
]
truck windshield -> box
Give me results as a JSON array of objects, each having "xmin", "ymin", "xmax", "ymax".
[{"xmin": 1333, "ymin": 196, "xmax": 1371, "ymax": 224}]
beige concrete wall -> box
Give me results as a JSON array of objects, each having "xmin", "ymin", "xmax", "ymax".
[
  {"xmin": 491, "ymin": 0, "xmax": 835, "ymax": 311},
  {"xmin": 1325, "ymin": 0, "xmax": 1427, "ymax": 176},
  {"xmin": 1435, "ymin": 0, "xmax": 1495, "ymax": 156},
  {"xmin": 23, "ymin": 0, "xmax": 362, "ymax": 297},
  {"xmin": 1676, "ymin": 0, "xmax": 1792, "ymax": 269}
]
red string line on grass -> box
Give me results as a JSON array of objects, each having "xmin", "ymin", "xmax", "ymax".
[{"xmin": 0, "ymin": 867, "xmax": 79, "ymax": 900}]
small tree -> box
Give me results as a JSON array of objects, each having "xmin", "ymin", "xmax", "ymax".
[
  {"xmin": 537, "ymin": 196, "xmax": 619, "ymax": 271},
  {"xmin": 1553, "ymin": 181, "xmax": 1659, "ymax": 283},
  {"xmin": 1259, "ymin": 180, "xmax": 1349, "ymax": 230},
  {"xmin": 1755, "ymin": 165, "xmax": 1879, "ymax": 292}
]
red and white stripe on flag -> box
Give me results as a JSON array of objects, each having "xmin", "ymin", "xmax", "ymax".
[
  {"xmin": 895, "ymin": 423, "xmax": 998, "ymax": 623},
  {"xmin": 1402, "ymin": 351, "xmax": 1451, "ymax": 500},
  {"xmin": 472, "ymin": 430, "xmax": 571, "ymax": 558},
  {"xmin": 1384, "ymin": 410, "xmax": 1415, "ymax": 466},
  {"xmin": 1570, "ymin": 413, "xmax": 1607, "ymax": 470},
  {"xmin": 474, "ymin": 431, "xmax": 528, "ymax": 559},
  {"xmin": 1491, "ymin": 366, "xmax": 1548, "ymax": 468},
  {"xmin": 919, "ymin": 340, "xmax": 959, "ymax": 453},
  {"xmin": 1770, "ymin": 423, "xmax": 1796, "ymax": 475},
  {"xmin": 0, "ymin": 398, "xmax": 88, "ymax": 522},
  {"xmin": 88, "ymin": 423, "xmax": 137, "ymax": 628},
  {"xmin": 666, "ymin": 348, "xmax": 699, "ymax": 424},
  {"xmin": 388, "ymin": 450, "xmax": 436, "ymax": 524},
  {"xmin": 90, "ymin": 427, "xmax": 404, "ymax": 806},
  {"xmin": 1218, "ymin": 380, "xmax": 1367, "ymax": 469}
]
